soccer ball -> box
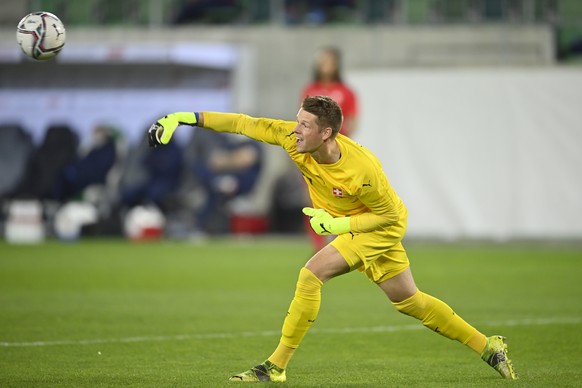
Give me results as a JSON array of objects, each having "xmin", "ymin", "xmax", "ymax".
[{"xmin": 16, "ymin": 12, "xmax": 66, "ymax": 61}]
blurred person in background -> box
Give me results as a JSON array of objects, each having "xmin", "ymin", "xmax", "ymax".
[
  {"xmin": 120, "ymin": 136, "xmax": 182, "ymax": 212},
  {"xmin": 53, "ymin": 125, "xmax": 117, "ymax": 202},
  {"xmin": 189, "ymin": 131, "xmax": 263, "ymax": 234},
  {"xmin": 302, "ymin": 46, "xmax": 359, "ymax": 251},
  {"xmin": 302, "ymin": 47, "xmax": 358, "ymax": 137},
  {"xmin": 174, "ymin": 0, "xmax": 240, "ymax": 24},
  {"xmin": 285, "ymin": 0, "xmax": 357, "ymax": 24},
  {"xmin": 148, "ymin": 97, "xmax": 517, "ymax": 383}
]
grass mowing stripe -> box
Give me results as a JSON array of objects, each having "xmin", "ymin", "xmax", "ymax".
[{"xmin": 2, "ymin": 316, "xmax": 579, "ymax": 348}]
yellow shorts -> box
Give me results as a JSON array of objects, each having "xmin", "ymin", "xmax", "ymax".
[{"xmin": 330, "ymin": 219, "xmax": 409, "ymax": 284}]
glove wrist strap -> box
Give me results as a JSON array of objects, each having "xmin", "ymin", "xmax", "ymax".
[
  {"xmin": 331, "ymin": 216, "xmax": 351, "ymax": 235},
  {"xmin": 173, "ymin": 112, "xmax": 199, "ymax": 126}
]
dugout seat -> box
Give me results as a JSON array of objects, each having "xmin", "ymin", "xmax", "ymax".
[
  {"xmin": 11, "ymin": 124, "xmax": 79, "ymax": 200},
  {"xmin": 0, "ymin": 124, "xmax": 33, "ymax": 199}
]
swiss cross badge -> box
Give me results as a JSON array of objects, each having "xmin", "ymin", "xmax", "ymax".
[{"xmin": 332, "ymin": 187, "xmax": 344, "ymax": 197}]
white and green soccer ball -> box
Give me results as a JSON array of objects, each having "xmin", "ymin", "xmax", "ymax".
[{"xmin": 16, "ymin": 11, "xmax": 66, "ymax": 61}]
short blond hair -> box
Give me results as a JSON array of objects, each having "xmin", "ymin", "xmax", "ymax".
[{"xmin": 301, "ymin": 96, "xmax": 343, "ymax": 137}]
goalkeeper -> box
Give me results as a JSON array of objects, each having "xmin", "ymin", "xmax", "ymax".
[{"xmin": 148, "ymin": 96, "xmax": 517, "ymax": 382}]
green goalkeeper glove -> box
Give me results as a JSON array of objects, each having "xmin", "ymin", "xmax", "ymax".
[
  {"xmin": 302, "ymin": 207, "xmax": 351, "ymax": 235},
  {"xmin": 148, "ymin": 112, "xmax": 198, "ymax": 148}
]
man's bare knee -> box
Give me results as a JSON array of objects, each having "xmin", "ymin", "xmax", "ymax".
[
  {"xmin": 377, "ymin": 268, "xmax": 418, "ymax": 303},
  {"xmin": 305, "ymin": 245, "xmax": 350, "ymax": 283}
]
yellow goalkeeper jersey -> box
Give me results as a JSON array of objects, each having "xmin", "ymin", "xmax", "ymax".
[{"xmin": 203, "ymin": 112, "xmax": 407, "ymax": 234}]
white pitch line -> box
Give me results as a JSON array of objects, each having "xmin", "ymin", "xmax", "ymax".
[{"xmin": 1, "ymin": 316, "xmax": 580, "ymax": 348}]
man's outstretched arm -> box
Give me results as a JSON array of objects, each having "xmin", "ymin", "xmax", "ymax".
[{"xmin": 148, "ymin": 111, "xmax": 295, "ymax": 148}]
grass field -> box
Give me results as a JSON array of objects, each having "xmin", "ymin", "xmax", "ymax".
[{"xmin": 1, "ymin": 238, "xmax": 581, "ymax": 387}]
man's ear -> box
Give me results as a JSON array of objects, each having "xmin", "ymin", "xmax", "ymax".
[{"xmin": 322, "ymin": 127, "xmax": 333, "ymax": 141}]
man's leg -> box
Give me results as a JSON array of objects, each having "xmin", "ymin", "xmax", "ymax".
[
  {"xmin": 230, "ymin": 245, "xmax": 350, "ymax": 382},
  {"xmin": 378, "ymin": 268, "xmax": 517, "ymax": 379},
  {"xmin": 378, "ymin": 268, "xmax": 487, "ymax": 352}
]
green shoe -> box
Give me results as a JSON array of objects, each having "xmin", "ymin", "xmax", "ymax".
[
  {"xmin": 229, "ymin": 360, "xmax": 286, "ymax": 382},
  {"xmin": 481, "ymin": 335, "xmax": 518, "ymax": 380}
]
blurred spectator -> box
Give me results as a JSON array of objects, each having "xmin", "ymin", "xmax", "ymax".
[
  {"xmin": 12, "ymin": 124, "xmax": 78, "ymax": 200},
  {"xmin": 120, "ymin": 136, "xmax": 183, "ymax": 212},
  {"xmin": 188, "ymin": 129, "xmax": 263, "ymax": 234},
  {"xmin": 285, "ymin": 0, "xmax": 356, "ymax": 25},
  {"xmin": 53, "ymin": 125, "xmax": 117, "ymax": 202},
  {"xmin": 174, "ymin": 0, "xmax": 241, "ymax": 24},
  {"xmin": 301, "ymin": 47, "xmax": 359, "ymax": 137},
  {"xmin": 558, "ymin": 29, "xmax": 582, "ymax": 61},
  {"xmin": 270, "ymin": 167, "xmax": 309, "ymax": 234}
]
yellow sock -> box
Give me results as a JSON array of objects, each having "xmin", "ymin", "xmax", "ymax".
[
  {"xmin": 268, "ymin": 267, "xmax": 322, "ymax": 369},
  {"xmin": 268, "ymin": 343, "xmax": 295, "ymax": 370},
  {"xmin": 393, "ymin": 290, "xmax": 487, "ymax": 354}
]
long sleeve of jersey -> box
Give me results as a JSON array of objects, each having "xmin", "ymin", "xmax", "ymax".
[
  {"xmin": 202, "ymin": 112, "xmax": 294, "ymax": 148},
  {"xmin": 350, "ymin": 202, "xmax": 400, "ymax": 233},
  {"xmin": 349, "ymin": 167, "xmax": 401, "ymax": 232}
]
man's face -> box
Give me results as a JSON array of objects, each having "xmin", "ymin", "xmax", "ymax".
[{"xmin": 294, "ymin": 108, "xmax": 326, "ymax": 154}]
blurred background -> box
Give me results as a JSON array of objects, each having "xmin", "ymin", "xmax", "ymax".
[{"xmin": 0, "ymin": 0, "xmax": 581, "ymax": 243}]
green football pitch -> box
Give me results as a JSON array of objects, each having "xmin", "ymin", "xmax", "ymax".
[{"xmin": 1, "ymin": 238, "xmax": 581, "ymax": 387}]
